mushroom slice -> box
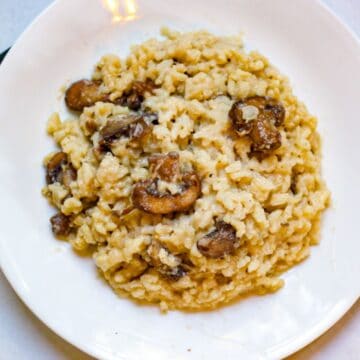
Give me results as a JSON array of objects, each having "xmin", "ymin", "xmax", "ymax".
[
  {"xmin": 146, "ymin": 240, "xmax": 186, "ymax": 281},
  {"xmin": 65, "ymin": 79, "xmax": 158, "ymax": 112},
  {"xmin": 46, "ymin": 152, "xmax": 77, "ymax": 187},
  {"xmin": 229, "ymin": 101, "xmax": 257, "ymax": 136},
  {"xmin": 132, "ymin": 172, "xmax": 201, "ymax": 215},
  {"xmin": 46, "ymin": 152, "xmax": 67, "ymax": 184},
  {"xmin": 98, "ymin": 113, "xmax": 151, "ymax": 151},
  {"xmin": 230, "ymin": 96, "xmax": 285, "ymax": 128},
  {"xmin": 229, "ymin": 96, "xmax": 285, "ymax": 156},
  {"xmin": 197, "ymin": 221, "xmax": 238, "ymax": 258},
  {"xmin": 250, "ymin": 115, "xmax": 282, "ymax": 152},
  {"xmin": 65, "ymin": 80, "xmax": 108, "ymax": 111},
  {"xmin": 125, "ymin": 92, "xmax": 143, "ymax": 111},
  {"xmin": 114, "ymin": 80, "xmax": 157, "ymax": 111},
  {"xmin": 148, "ymin": 152, "xmax": 181, "ymax": 182},
  {"xmin": 50, "ymin": 212, "xmax": 71, "ymax": 237},
  {"xmin": 263, "ymin": 97, "xmax": 285, "ymax": 126},
  {"xmin": 132, "ymin": 152, "xmax": 201, "ymax": 214}
]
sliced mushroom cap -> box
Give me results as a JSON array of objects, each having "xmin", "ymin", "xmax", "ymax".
[
  {"xmin": 126, "ymin": 92, "xmax": 143, "ymax": 111},
  {"xmin": 46, "ymin": 152, "xmax": 67, "ymax": 184},
  {"xmin": 98, "ymin": 113, "xmax": 152, "ymax": 151},
  {"xmin": 50, "ymin": 213, "xmax": 71, "ymax": 236},
  {"xmin": 146, "ymin": 240, "xmax": 186, "ymax": 281},
  {"xmin": 65, "ymin": 80, "xmax": 108, "ymax": 111},
  {"xmin": 100, "ymin": 114, "xmax": 140, "ymax": 138},
  {"xmin": 113, "ymin": 80, "xmax": 157, "ymax": 111},
  {"xmin": 230, "ymin": 96, "xmax": 285, "ymax": 127},
  {"xmin": 229, "ymin": 101, "xmax": 256, "ymax": 136},
  {"xmin": 132, "ymin": 172, "xmax": 201, "ymax": 214},
  {"xmin": 65, "ymin": 79, "xmax": 157, "ymax": 112},
  {"xmin": 132, "ymin": 152, "xmax": 201, "ymax": 214},
  {"xmin": 250, "ymin": 115, "xmax": 282, "ymax": 152},
  {"xmin": 46, "ymin": 152, "xmax": 77, "ymax": 186},
  {"xmin": 114, "ymin": 93, "xmax": 142, "ymax": 111},
  {"xmin": 229, "ymin": 96, "xmax": 285, "ymax": 156},
  {"xmin": 263, "ymin": 97, "xmax": 285, "ymax": 126},
  {"xmin": 197, "ymin": 221, "xmax": 238, "ymax": 258},
  {"xmin": 148, "ymin": 152, "xmax": 181, "ymax": 182}
]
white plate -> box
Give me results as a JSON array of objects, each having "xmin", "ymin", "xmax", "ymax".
[{"xmin": 0, "ymin": 0, "xmax": 359, "ymax": 359}]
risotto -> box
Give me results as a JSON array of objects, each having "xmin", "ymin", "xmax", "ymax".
[{"xmin": 42, "ymin": 29, "xmax": 330, "ymax": 311}]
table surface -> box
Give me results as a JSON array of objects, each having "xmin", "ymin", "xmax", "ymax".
[{"xmin": 0, "ymin": 1, "xmax": 359, "ymax": 359}]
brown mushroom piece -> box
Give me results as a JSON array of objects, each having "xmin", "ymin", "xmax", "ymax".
[
  {"xmin": 250, "ymin": 115, "xmax": 282, "ymax": 152},
  {"xmin": 132, "ymin": 173, "xmax": 200, "ymax": 214},
  {"xmin": 146, "ymin": 240, "xmax": 186, "ymax": 281},
  {"xmin": 50, "ymin": 213, "xmax": 71, "ymax": 237},
  {"xmin": 65, "ymin": 80, "xmax": 108, "ymax": 111},
  {"xmin": 46, "ymin": 152, "xmax": 77, "ymax": 187},
  {"xmin": 126, "ymin": 93, "xmax": 143, "ymax": 111},
  {"xmin": 148, "ymin": 152, "xmax": 181, "ymax": 182},
  {"xmin": 65, "ymin": 79, "xmax": 157, "ymax": 112},
  {"xmin": 229, "ymin": 96, "xmax": 285, "ymax": 155},
  {"xmin": 114, "ymin": 80, "xmax": 157, "ymax": 111},
  {"xmin": 132, "ymin": 152, "xmax": 201, "ymax": 214},
  {"xmin": 98, "ymin": 113, "xmax": 155, "ymax": 151},
  {"xmin": 197, "ymin": 221, "xmax": 238, "ymax": 258}
]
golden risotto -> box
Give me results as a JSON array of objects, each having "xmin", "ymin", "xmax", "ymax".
[{"xmin": 42, "ymin": 29, "xmax": 330, "ymax": 311}]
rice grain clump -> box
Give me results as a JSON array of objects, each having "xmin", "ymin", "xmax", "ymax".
[{"xmin": 42, "ymin": 29, "xmax": 330, "ymax": 311}]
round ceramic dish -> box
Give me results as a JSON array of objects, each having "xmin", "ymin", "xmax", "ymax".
[{"xmin": 0, "ymin": 0, "xmax": 359, "ymax": 358}]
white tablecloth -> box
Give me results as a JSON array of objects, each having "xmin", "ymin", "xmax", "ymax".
[{"xmin": 0, "ymin": 1, "xmax": 359, "ymax": 359}]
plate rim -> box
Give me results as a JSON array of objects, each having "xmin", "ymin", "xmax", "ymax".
[{"xmin": 0, "ymin": 0, "xmax": 359, "ymax": 358}]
